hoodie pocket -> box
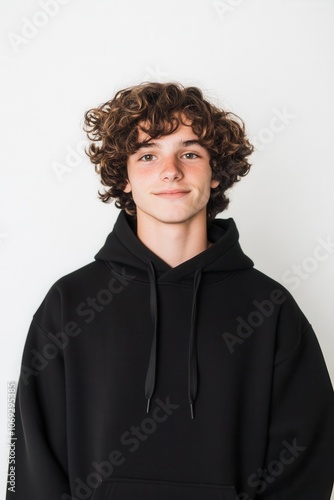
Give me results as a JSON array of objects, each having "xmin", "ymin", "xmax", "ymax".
[{"xmin": 91, "ymin": 476, "xmax": 237, "ymax": 500}]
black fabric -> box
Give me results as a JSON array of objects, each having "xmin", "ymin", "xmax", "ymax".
[
  {"xmin": 90, "ymin": 477, "xmax": 237, "ymax": 500},
  {"xmin": 6, "ymin": 209, "xmax": 334, "ymax": 500}
]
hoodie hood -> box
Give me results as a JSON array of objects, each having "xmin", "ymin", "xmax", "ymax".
[{"xmin": 95, "ymin": 210, "xmax": 254, "ymax": 420}]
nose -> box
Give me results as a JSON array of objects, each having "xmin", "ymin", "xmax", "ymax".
[{"xmin": 159, "ymin": 155, "xmax": 183, "ymax": 181}]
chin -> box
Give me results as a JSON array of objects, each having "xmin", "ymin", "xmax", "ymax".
[
  {"xmin": 155, "ymin": 210, "xmax": 204, "ymax": 225},
  {"xmin": 136, "ymin": 203, "xmax": 207, "ymax": 224}
]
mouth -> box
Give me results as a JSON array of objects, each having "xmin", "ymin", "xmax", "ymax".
[{"xmin": 154, "ymin": 190, "xmax": 190, "ymax": 199}]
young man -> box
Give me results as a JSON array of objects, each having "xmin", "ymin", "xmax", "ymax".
[{"xmin": 6, "ymin": 82, "xmax": 334, "ymax": 499}]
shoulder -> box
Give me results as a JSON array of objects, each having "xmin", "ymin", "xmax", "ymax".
[
  {"xmin": 32, "ymin": 260, "xmax": 109, "ymax": 323},
  {"xmin": 236, "ymin": 266, "xmax": 298, "ymax": 304}
]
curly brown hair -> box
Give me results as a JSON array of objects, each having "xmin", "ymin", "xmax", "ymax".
[{"xmin": 83, "ymin": 81, "xmax": 254, "ymax": 221}]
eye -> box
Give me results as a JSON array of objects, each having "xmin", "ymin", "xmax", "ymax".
[
  {"xmin": 139, "ymin": 154, "xmax": 155, "ymax": 162},
  {"xmin": 183, "ymin": 152, "xmax": 199, "ymax": 159}
]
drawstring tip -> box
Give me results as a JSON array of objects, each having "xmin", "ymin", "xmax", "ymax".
[
  {"xmin": 189, "ymin": 402, "xmax": 194, "ymax": 420},
  {"xmin": 146, "ymin": 398, "xmax": 151, "ymax": 414}
]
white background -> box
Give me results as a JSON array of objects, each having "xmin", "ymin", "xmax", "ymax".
[{"xmin": 1, "ymin": 0, "xmax": 333, "ymax": 496}]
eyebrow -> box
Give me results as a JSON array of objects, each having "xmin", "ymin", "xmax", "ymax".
[{"xmin": 134, "ymin": 139, "xmax": 204, "ymax": 151}]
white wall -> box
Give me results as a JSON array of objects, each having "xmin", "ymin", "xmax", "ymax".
[{"xmin": 1, "ymin": 0, "xmax": 333, "ymax": 496}]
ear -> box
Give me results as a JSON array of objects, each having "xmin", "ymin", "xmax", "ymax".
[
  {"xmin": 210, "ymin": 159, "xmax": 220, "ymax": 189},
  {"xmin": 123, "ymin": 180, "xmax": 132, "ymax": 193}
]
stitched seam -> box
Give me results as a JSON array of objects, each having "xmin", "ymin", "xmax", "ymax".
[
  {"xmin": 31, "ymin": 316, "xmax": 64, "ymax": 355},
  {"xmin": 104, "ymin": 261, "xmax": 241, "ymax": 288},
  {"xmin": 274, "ymin": 323, "xmax": 312, "ymax": 367}
]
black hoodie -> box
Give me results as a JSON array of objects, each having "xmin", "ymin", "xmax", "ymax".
[{"xmin": 6, "ymin": 210, "xmax": 334, "ymax": 500}]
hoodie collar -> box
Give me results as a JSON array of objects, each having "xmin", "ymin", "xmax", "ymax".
[
  {"xmin": 95, "ymin": 210, "xmax": 254, "ymax": 420},
  {"xmin": 95, "ymin": 209, "xmax": 254, "ymax": 283}
]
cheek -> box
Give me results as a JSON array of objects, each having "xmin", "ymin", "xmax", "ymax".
[
  {"xmin": 131, "ymin": 172, "xmax": 145, "ymax": 189},
  {"xmin": 126, "ymin": 170, "xmax": 151, "ymax": 197},
  {"xmin": 192, "ymin": 166, "xmax": 214, "ymax": 188}
]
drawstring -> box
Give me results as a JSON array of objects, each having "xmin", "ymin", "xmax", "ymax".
[
  {"xmin": 144, "ymin": 260, "xmax": 203, "ymax": 420},
  {"xmin": 145, "ymin": 261, "xmax": 158, "ymax": 414},
  {"xmin": 188, "ymin": 268, "xmax": 202, "ymax": 420}
]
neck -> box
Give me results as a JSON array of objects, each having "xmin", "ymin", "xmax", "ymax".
[{"xmin": 135, "ymin": 209, "xmax": 211, "ymax": 268}]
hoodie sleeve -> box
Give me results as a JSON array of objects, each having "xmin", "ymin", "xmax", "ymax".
[
  {"xmin": 255, "ymin": 295, "xmax": 334, "ymax": 499},
  {"xmin": 5, "ymin": 283, "xmax": 71, "ymax": 500}
]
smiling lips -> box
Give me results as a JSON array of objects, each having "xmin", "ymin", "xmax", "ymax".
[{"xmin": 154, "ymin": 190, "xmax": 190, "ymax": 198}]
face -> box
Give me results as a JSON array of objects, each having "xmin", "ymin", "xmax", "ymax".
[{"xmin": 124, "ymin": 116, "xmax": 219, "ymax": 225}]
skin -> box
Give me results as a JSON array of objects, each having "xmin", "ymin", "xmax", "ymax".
[{"xmin": 124, "ymin": 115, "xmax": 219, "ymax": 268}]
